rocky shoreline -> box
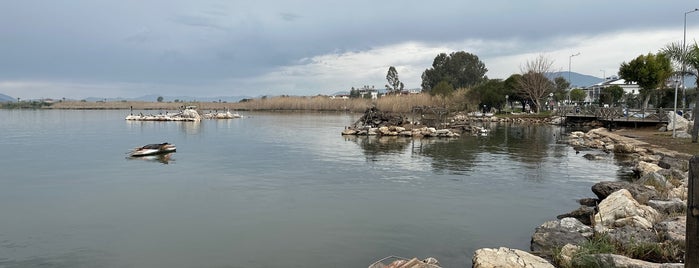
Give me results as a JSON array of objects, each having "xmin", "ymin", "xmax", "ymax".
[
  {"xmin": 340, "ymin": 108, "xmax": 692, "ymax": 267},
  {"xmin": 473, "ymin": 127, "xmax": 691, "ymax": 267}
]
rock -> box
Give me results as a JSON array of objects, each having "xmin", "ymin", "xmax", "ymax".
[
  {"xmin": 666, "ymin": 111, "xmax": 690, "ymax": 131},
  {"xmin": 635, "ymin": 161, "xmax": 663, "ymax": 178},
  {"xmin": 648, "ymin": 198, "xmax": 686, "ymax": 215},
  {"xmin": 341, "ymin": 129, "xmax": 357, "ymax": 135},
  {"xmin": 614, "ymin": 143, "xmax": 635, "ymax": 154},
  {"xmin": 675, "ymin": 131, "xmax": 692, "ymax": 138},
  {"xmin": 571, "ymin": 253, "xmax": 684, "ymax": 268},
  {"xmin": 570, "ymin": 131, "xmax": 586, "ymax": 138},
  {"xmin": 376, "ymin": 257, "xmax": 438, "ymax": 268},
  {"xmin": 668, "ymin": 186, "xmax": 687, "ymax": 200},
  {"xmin": 549, "ymin": 116, "xmax": 564, "ymax": 125},
  {"xmin": 378, "ymin": 126, "xmax": 389, "ymax": 134},
  {"xmin": 638, "ymin": 172, "xmax": 673, "ymax": 190},
  {"xmin": 658, "ymin": 156, "xmax": 688, "ymax": 171},
  {"xmin": 578, "ymin": 198, "xmax": 599, "ymax": 207},
  {"xmin": 655, "ymin": 216, "xmax": 686, "ymax": 245},
  {"xmin": 591, "ymin": 181, "xmax": 658, "ymax": 204},
  {"xmin": 594, "ymin": 189, "xmax": 660, "ymax": 232},
  {"xmin": 531, "ymin": 218, "xmax": 593, "ymax": 255},
  {"xmin": 557, "ymin": 206, "xmax": 595, "ymax": 226},
  {"xmin": 606, "ymin": 225, "xmax": 660, "ymax": 245},
  {"xmin": 656, "ymin": 168, "xmax": 687, "ymax": 183},
  {"xmin": 640, "ymin": 154, "xmax": 662, "ymax": 163},
  {"xmin": 472, "ymin": 247, "xmax": 554, "ymax": 268},
  {"xmin": 557, "ymin": 244, "xmax": 579, "ymax": 268}
]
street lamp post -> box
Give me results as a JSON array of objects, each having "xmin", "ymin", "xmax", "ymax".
[
  {"xmin": 568, "ymin": 52, "xmax": 581, "ymax": 87},
  {"xmin": 674, "ymin": 75, "xmax": 680, "ymax": 138},
  {"xmin": 682, "ymin": 8, "xmax": 698, "ymax": 109}
]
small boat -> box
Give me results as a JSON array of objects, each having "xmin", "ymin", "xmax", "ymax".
[
  {"xmin": 130, "ymin": 143, "xmax": 176, "ymax": 157},
  {"xmin": 127, "ymin": 153, "xmax": 174, "ymax": 164}
]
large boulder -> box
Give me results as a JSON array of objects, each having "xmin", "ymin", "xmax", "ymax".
[
  {"xmin": 665, "ymin": 111, "xmax": 690, "ymax": 131},
  {"xmin": 614, "ymin": 143, "xmax": 635, "ymax": 154},
  {"xmin": 591, "ymin": 181, "xmax": 658, "ymax": 204},
  {"xmin": 531, "ymin": 218, "xmax": 593, "ymax": 255},
  {"xmin": 635, "ymin": 161, "xmax": 664, "ymax": 178},
  {"xmin": 657, "ymin": 156, "xmax": 688, "ymax": 171},
  {"xmin": 606, "ymin": 225, "xmax": 660, "ymax": 246},
  {"xmin": 648, "ymin": 198, "xmax": 686, "ymax": 215},
  {"xmin": 472, "ymin": 247, "xmax": 554, "ymax": 268},
  {"xmin": 594, "ymin": 189, "xmax": 660, "ymax": 232},
  {"xmin": 638, "ymin": 172, "xmax": 673, "ymax": 191}
]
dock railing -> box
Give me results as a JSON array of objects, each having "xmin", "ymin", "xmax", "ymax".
[{"xmin": 558, "ymin": 105, "xmax": 670, "ymax": 123}]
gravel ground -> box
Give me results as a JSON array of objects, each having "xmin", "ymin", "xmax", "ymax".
[{"xmin": 611, "ymin": 127, "xmax": 699, "ymax": 156}]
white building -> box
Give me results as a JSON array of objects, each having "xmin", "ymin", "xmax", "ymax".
[{"xmin": 583, "ymin": 78, "xmax": 639, "ymax": 104}]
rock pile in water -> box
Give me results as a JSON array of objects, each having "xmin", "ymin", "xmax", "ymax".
[{"xmin": 343, "ymin": 107, "xmax": 459, "ymax": 137}]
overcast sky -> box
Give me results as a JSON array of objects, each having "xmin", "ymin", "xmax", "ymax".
[{"xmin": 2, "ymin": 0, "xmax": 699, "ymax": 99}]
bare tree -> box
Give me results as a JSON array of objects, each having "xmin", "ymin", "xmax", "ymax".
[{"xmin": 516, "ymin": 55, "xmax": 555, "ymax": 113}]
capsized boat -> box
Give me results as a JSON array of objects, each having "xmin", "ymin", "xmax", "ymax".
[{"xmin": 130, "ymin": 143, "xmax": 176, "ymax": 157}]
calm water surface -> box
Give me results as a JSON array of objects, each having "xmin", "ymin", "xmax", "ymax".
[{"xmin": 0, "ymin": 110, "xmax": 628, "ymax": 267}]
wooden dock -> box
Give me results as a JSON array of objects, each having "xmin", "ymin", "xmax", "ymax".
[{"xmin": 557, "ymin": 106, "xmax": 671, "ymax": 126}]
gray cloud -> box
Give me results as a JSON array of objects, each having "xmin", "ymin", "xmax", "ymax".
[{"xmin": 1, "ymin": 0, "xmax": 698, "ymax": 98}]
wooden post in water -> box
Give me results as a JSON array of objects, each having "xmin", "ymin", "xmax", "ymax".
[{"xmin": 689, "ymin": 156, "xmax": 699, "ymax": 267}]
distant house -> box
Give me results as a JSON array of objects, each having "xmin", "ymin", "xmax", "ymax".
[
  {"xmin": 330, "ymin": 95, "xmax": 350, "ymax": 100},
  {"xmin": 353, "ymin": 86, "xmax": 378, "ymax": 99},
  {"xmin": 398, "ymin": 89, "xmax": 421, "ymax": 95},
  {"xmin": 583, "ymin": 78, "xmax": 639, "ymax": 103}
]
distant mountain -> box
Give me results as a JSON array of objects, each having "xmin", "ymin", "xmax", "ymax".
[
  {"xmin": 0, "ymin": 93, "xmax": 15, "ymax": 102},
  {"xmin": 550, "ymin": 72, "xmax": 603, "ymax": 88},
  {"xmin": 551, "ymin": 71, "xmax": 698, "ymax": 88}
]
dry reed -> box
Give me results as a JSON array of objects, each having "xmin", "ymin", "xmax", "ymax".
[{"xmin": 48, "ymin": 94, "xmax": 445, "ymax": 114}]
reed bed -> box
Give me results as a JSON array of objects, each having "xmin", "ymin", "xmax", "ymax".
[
  {"xmin": 231, "ymin": 94, "xmax": 440, "ymax": 113},
  {"xmin": 46, "ymin": 93, "xmax": 448, "ymax": 114}
]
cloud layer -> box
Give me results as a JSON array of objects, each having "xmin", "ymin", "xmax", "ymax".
[{"xmin": 1, "ymin": 0, "xmax": 698, "ymax": 99}]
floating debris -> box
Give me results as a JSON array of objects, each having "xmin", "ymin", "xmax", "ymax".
[{"xmin": 368, "ymin": 256, "xmax": 441, "ymax": 268}]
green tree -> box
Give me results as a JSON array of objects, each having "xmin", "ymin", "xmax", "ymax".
[
  {"xmin": 504, "ymin": 74, "xmax": 525, "ymax": 110},
  {"xmin": 157, "ymin": 96, "xmax": 164, "ymax": 102},
  {"xmin": 569, "ymin": 88, "xmax": 587, "ymax": 103},
  {"xmin": 385, "ymin": 66, "xmax": 404, "ymax": 94},
  {"xmin": 430, "ymin": 81, "xmax": 454, "ymax": 98},
  {"xmin": 349, "ymin": 87, "xmax": 360, "ymax": 98},
  {"xmin": 600, "ymin": 85, "xmax": 624, "ymax": 106},
  {"xmin": 471, "ymin": 79, "xmax": 506, "ymax": 112},
  {"xmin": 552, "ymin": 76, "xmax": 570, "ymax": 102},
  {"xmin": 618, "ymin": 53, "xmax": 673, "ymax": 110},
  {"xmin": 421, "ymin": 51, "xmax": 487, "ymax": 92}
]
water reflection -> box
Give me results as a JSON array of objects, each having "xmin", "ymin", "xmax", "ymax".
[
  {"xmin": 126, "ymin": 153, "xmax": 174, "ymax": 164},
  {"xmin": 346, "ymin": 124, "xmax": 572, "ymax": 174},
  {"xmin": 125, "ymin": 120, "xmax": 202, "ymax": 135},
  {"xmin": 344, "ymin": 135, "xmax": 412, "ymax": 159}
]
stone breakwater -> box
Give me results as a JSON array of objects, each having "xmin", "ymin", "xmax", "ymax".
[
  {"xmin": 472, "ymin": 128, "xmax": 690, "ymax": 267},
  {"xmin": 341, "ymin": 125, "xmax": 460, "ymax": 138}
]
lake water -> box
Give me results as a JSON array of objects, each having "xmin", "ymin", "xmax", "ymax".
[{"xmin": 0, "ymin": 110, "xmax": 629, "ymax": 268}]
